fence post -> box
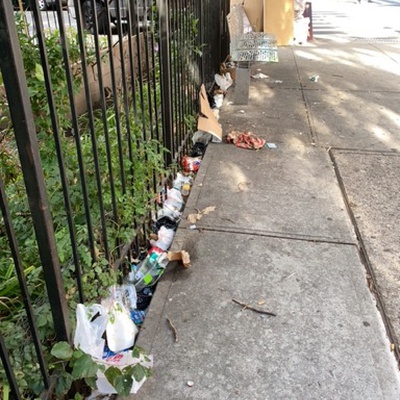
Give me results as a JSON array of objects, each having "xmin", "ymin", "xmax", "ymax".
[
  {"xmin": 157, "ymin": 0, "xmax": 174, "ymax": 166},
  {"xmin": 0, "ymin": 0, "xmax": 70, "ymax": 342},
  {"xmin": 0, "ymin": 333, "xmax": 22, "ymax": 400}
]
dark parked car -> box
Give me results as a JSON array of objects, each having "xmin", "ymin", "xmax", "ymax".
[
  {"xmin": 13, "ymin": 0, "xmax": 68, "ymax": 11},
  {"xmin": 79, "ymin": 0, "xmax": 150, "ymax": 34}
]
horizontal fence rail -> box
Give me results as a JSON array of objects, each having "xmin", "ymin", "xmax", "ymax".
[{"xmin": 0, "ymin": 0, "xmax": 230, "ymax": 398}]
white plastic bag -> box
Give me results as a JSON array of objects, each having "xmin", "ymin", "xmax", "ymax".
[
  {"xmin": 214, "ymin": 93, "xmax": 224, "ymax": 109},
  {"xmin": 164, "ymin": 188, "xmax": 184, "ymax": 211},
  {"xmin": 150, "ymin": 226, "xmax": 175, "ymax": 251},
  {"xmin": 215, "ymin": 72, "xmax": 233, "ymax": 91},
  {"xmin": 106, "ymin": 301, "xmax": 138, "ymax": 353},
  {"xmin": 73, "ymin": 303, "xmax": 109, "ymax": 359},
  {"xmin": 96, "ymin": 351, "xmax": 154, "ymax": 394},
  {"xmin": 192, "ymin": 130, "xmax": 212, "ymax": 145}
]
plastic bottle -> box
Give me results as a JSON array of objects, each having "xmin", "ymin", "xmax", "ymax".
[
  {"xmin": 133, "ymin": 250, "xmax": 169, "ymax": 291},
  {"xmin": 181, "ymin": 182, "xmax": 191, "ymax": 196}
]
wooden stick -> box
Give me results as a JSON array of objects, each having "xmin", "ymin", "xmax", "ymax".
[
  {"xmin": 167, "ymin": 317, "xmax": 178, "ymax": 342},
  {"xmin": 232, "ymin": 299, "xmax": 276, "ymax": 317}
]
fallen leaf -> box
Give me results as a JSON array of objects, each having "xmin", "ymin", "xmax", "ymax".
[
  {"xmin": 187, "ymin": 213, "xmax": 199, "ymax": 224},
  {"xmin": 237, "ymin": 182, "xmax": 250, "ymax": 192},
  {"xmin": 257, "ymin": 300, "xmax": 266, "ymax": 306},
  {"xmin": 201, "ymin": 206, "xmax": 216, "ymax": 215}
]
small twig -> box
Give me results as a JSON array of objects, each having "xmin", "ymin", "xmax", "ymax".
[
  {"xmin": 282, "ymin": 272, "xmax": 295, "ymax": 281},
  {"xmin": 221, "ymin": 217, "xmax": 235, "ymax": 224},
  {"xmin": 167, "ymin": 317, "xmax": 179, "ymax": 342},
  {"xmin": 232, "ymin": 299, "xmax": 276, "ymax": 317}
]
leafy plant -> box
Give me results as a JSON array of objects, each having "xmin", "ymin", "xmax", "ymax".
[
  {"xmin": 50, "ymin": 342, "xmax": 152, "ymax": 397},
  {"xmin": 0, "ymin": 4, "xmax": 201, "ymax": 398},
  {"xmin": 0, "ymin": 14, "xmax": 163, "ymax": 399}
]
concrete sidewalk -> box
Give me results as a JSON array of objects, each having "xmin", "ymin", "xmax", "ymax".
[{"xmin": 132, "ymin": 2, "xmax": 400, "ymax": 399}]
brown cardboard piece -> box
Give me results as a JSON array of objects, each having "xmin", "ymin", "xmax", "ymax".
[
  {"xmin": 167, "ymin": 251, "xmax": 191, "ymax": 268},
  {"xmin": 243, "ymin": 0, "xmax": 263, "ymax": 32},
  {"xmin": 197, "ymin": 84, "xmax": 223, "ymax": 142},
  {"xmin": 263, "ymin": 0, "xmax": 294, "ymax": 46}
]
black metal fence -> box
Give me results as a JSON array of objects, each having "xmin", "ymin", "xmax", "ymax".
[{"xmin": 0, "ymin": 0, "xmax": 229, "ymax": 398}]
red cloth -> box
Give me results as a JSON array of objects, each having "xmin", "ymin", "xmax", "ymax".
[{"xmin": 226, "ymin": 131, "xmax": 266, "ymax": 150}]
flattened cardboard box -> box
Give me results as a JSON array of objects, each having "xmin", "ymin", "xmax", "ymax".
[
  {"xmin": 243, "ymin": 0, "xmax": 263, "ymax": 32},
  {"xmin": 229, "ymin": 0, "xmax": 263, "ymax": 32},
  {"xmin": 197, "ymin": 84, "xmax": 223, "ymax": 142},
  {"xmin": 264, "ymin": 0, "xmax": 294, "ymax": 46}
]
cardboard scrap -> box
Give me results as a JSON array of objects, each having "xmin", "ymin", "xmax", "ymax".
[
  {"xmin": 167, "ymin": 250, "xmax": 191, "ymax": 268},
  {"xmin": 243, "ymin": 0, "xmax": 263, "ymax": 32},
  {"xmin": 264, "ymin": 0, "xmax": 294, "ymax": 46},
  {"xmin": 197, "ymin": 84, "xmax": 223, "ymax": 142}
]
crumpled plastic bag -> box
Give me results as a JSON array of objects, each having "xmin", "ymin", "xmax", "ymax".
[
  {"xmin": 74, "ymin": 303, "xmax": 109, "ymax": 359},
  {"xmin": 96, "ymin": 350, "xmax": 153, "ymax": 394},
  {"xmin": 105, "ymin": 301, "xmax": 138, "ymax": 353},
  {"xmin": 192, "ymin": 130, "xmax": 212, "ymax": 145},
  {"xmin": 164, "ymin": 188, "xmax": 184, "ymax": 211},
  {"xmin": 150, "ymin": 226, "xmax": 175, "ymax": 251},
  {"xmin": 215, "ymin": 72, "xmax": 233, "ymax": 91},
  {"xmin": 73, "ymin": 297, "xmax": 148, "ymax": 395}
]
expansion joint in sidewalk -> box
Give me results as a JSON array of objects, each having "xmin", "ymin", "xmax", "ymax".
[
  {"xmin": 291, "ymin": 47, "xmax": 318, "ymax": 146},
  {"xmin": 329, "ymin": 148, "xmax": 400, "ymax": 368},
  {"xmin": 192, "ymin": 225, "xmax": 356, "ymax": 247}
]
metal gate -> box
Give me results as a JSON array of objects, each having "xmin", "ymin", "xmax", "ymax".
[{"xmin": 0, "ymin": 0, "xmax": 230, "ymax": 398}]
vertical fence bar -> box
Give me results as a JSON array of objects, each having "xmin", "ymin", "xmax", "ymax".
[
  {"xmin": 134, "ymin": 0, "xmax": 149, "ymax": 142},
  {"xmin": 142, "ymin": 3, "xmax": 156, "ymax": 142},
  {"xmin": 102, "ymin": 0, "xmax": 127, "ymax": 200},
  {"xmin": 75, "ymin": 0, "xmax": 121, "ymax": 259},
  {"xmin": 0, "ymin": 176, "xmax": 50, "ymax": 389},
  {"xmin": 150, "ymin": 4, "xmax": 161, "ymax": 144},
  {"xmin": 55, "ymin": 0, "xmax": 111, "ymax": 262},
  {"xmin": 177, "ymin": 0, "xmax": 185, "ymax": 148},
  {"xmin": 193, "ymin": 0, "xmax": 201, "ymax": 113},
  {"xmin": 0, "ymin": 333, "xmax": 22, "ymax": 400},
  {"xmin": 199, "ymin": 0, "xmax": 205, "ymax": 84},
  {"xmin": 0, "ymin": 0, "xmax": 70, "ymax": 342},
  {"xmin": 223, "ymin": 0, "xmax": 231, "ymax": 59},
  {"xmin": 175, "ymin": 0, "xmax": 181, "ymax": 151},
  {"xmin": 157, "ymin": 0, "xmax": 174, "ymax": 166},
  {"xmin": 170, "ymin": 0, "xmax": 178, "ymax": 158},
  {"xmin": 49, "ymin": 3, "xmax": 97, "ymax": 266},
  {"xmin": 30, "ymin": 0, "xmax": 84, "ymax": 303}
]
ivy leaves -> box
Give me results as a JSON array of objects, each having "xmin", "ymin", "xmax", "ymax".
[
  {"xmin": 104, "ymin": 363, "xmax": 152, "ymax": 396},
  {"xmin": 50, "ymin": 342, "xmax": 152, "ymax": 397},
  {"xmin": 51, "ymin": 341, "xmax": 74, "ymax": 360}
]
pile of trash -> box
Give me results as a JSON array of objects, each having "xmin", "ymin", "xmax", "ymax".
[
  {"xmin": 73, "ymin": 171, "xmax": 197, "ymax": 395},
  {"xmin": 74, "ymin": 68, "xmax": 236, "ymax": 398}
]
